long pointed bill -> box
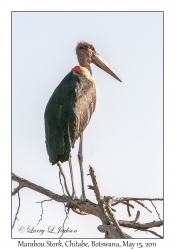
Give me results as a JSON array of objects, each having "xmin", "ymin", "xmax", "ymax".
[{"xmin": 92, "ymin": 52, "xmax": 122, "ymax": 82}]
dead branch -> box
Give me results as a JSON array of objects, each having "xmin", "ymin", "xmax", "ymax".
[
  {"xmin": 112, "ymin": 197, "xmax": 163, "ymax": 206},
  {"xmin": 134, "ymin": 200, "xmax": 152, "ymax": 213},
  {"xmin": 60, "ymin": 206, "xmax": 70, "ymax": 238},
  {"xmin": 115, "ymin": 200, "xmax": 135, "ymax": 209},
  {"xmin": 134, "ymin": 211, "xmax": 140, "ymax": 222},
  {"xmin": 89, "ymin": 166, "xmax": 101, "ymax": 204},
  {"xmin": 112, "ymin": 198, "xmax": 152, "ymax": 213},
  {"xmin": 127, "ymin": 201, "xmax": 131, "ymax": 216},
  {"xmin": 12, "ymin": 192, "xmax": 20, "ymax": 229},
  {"xmin": 112, "ymin": 197, "xmax": 153, "ymax": 217},
  {"xmin": 36, "ymin": 199, "xmax": 52, "ymax": 225},
  {"xmin": 12, "ymin": 172, "xmax": 71, "ymax": 202},
  {"xmin": 12, "ymin": 184, "xmax": 24, "ymax": 195},
  {"xmin": 89, "ymin": 167, "xmax": 129, "ymax": 238},
  {"xmin": 134, "ymin": 228, "xmax": 163, "ymax": 238},
  {"xmin": 118, "ymin": 220, "xmax": 163, "ymax": 230},
  {"xmin": 12, "ymin": 167, "xmax": 163, "ymax": 239},
  {"xmin": 150, "ymin": 200, "xmax": 162, "ymax": 220},
  {"xmin": 143, "ymin": 229, "xmax": 163, "ymax": 238}
]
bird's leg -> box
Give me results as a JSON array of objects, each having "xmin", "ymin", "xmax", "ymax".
[
  {"xmin": 78, "ymin": 133, "xmax": 86, "ymax": 201},
  {"xmin": 68, "ymin": 153, "xmax": 78, "ymax": 200}
]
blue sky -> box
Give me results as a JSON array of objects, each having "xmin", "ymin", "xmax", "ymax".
[{"xmin": 12, "ymin": 11, "xmax": 163, "ymax": 238}]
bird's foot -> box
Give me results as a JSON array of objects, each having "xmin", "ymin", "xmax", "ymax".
[
  {"xmin": 80, "ymin": 193, "xmax": 87, "ymax": 202},
  {"xmin": 71, "ymin": 191, "xmax": 78, "ymax": 200}
]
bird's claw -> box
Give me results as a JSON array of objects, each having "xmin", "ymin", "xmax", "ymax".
[
  {"xmin": 80, "ymin": 194, "xmax": 87, "ymax": 202},
  {"xmin": 71, "ymin": 192, "xmax": 78, "ymax": 200}
]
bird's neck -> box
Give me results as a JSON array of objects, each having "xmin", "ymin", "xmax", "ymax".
[
  {"xmin": 80, "ymin": 64, "xmax": 92, "ymax": 75},
  {"xmin": 78, "ymin": 57, "xmax": 92, "ymax": 74}
]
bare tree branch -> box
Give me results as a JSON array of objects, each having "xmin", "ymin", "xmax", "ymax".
[
  {"xmin": 127, "ymin": 198, "xmax": 163, "ymax": 201},
  {"xmin": 89, "ymin": 166, "xmax": 101, "ymax": 205},
  {"xmin": 104, "ymin": 196, "xmax": 129, "ymax": 238},
  {"xmin": 134, "ymin": 210, "xmax": 140, "ymax": 222},
  {"xmin": 134, "ymin": 228, "xmax": 163, "ymax": 238},
  {"xmin": 12, "ymin": 184, "xmax": 24, "ymax": 196},
  {"xmin": 12, "ymin": 172, "xmax": 72, "ymax": 202},
  {"xmin": 112, "ymin": 197, "xmax": 163, "ymax": 206},
  {"xmin": 134, "ymin": 200, "xmax": 152, "ymax": 213},
  {"xmin": 127, "ymin": 201, "xmax": 131, "ymax": 216},
  {"xmin": 12, "ymin": 192, "xmax": 20, "ymax": 229},
  {"xmin": 120, "ymin": 201, "xmax": 135, "ymax": 208},
  {"xmin": 12, "ymin": 169, "xmax": 163, "ymax": 239},
  {"xmin": 150, "ymin": 200, "xmax": 162, "ymax": 221},
  {"xmin": 36, "ymin": 199, "xmax": 52, "ymax": 225},
  {"xmin": 89, "ymin": 167, "xmax": 129, "ymax": 239},
  {"xmin": 60, "ymin": 206, "xmax": 70, "ymax": 238},
  {"xmin": 143, "ymin": 229, "xmax": 163, "ymax": 238},
  {"xmin": 118, "ymin": 220, "xmax": 163, "ymax": 230},
  {"xmin": 112, "ymin": 198, "xmax": 153, "ymax": 213}
]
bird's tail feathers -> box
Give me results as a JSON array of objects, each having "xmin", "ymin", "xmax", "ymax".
[{"xmin": 46, "ymin": 123, "xmax": 71, "ymax": 164}]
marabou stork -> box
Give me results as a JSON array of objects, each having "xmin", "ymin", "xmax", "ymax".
[{"xmin": 44, "ymin": 41, "xmax": 122, "ymax": 201}]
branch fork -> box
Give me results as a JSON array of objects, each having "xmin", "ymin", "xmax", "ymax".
[{"xmin": 12, "ymin": 166, "xmax": 163, "ymax": 238}]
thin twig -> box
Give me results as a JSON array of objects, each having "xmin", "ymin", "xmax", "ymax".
[
  {"xmin": 112, "ymin": 200, "xmax": 121, "ymax": 206},
  {"xmin": 89, "ymin": 166, "xmax": 101, "ymax": 205},
  {"xmin": 145, "ymin": 229, "xmax": 163, "ymax": 238},
  {"xmin": 127, "ymin": 197, "xmax": 163, "ymax": 201},
  {"xmin": 127, "ymin": 201, "xmax": 131, "ymax": 217},
  {"xmin": 134, "ymin": 211, "xmax": 140, "ymax": 222},
  {"xmin": 12, "ymin": 192, "xmax": 20, "ymax": 229},
  {"xmin": 113, "ymin": 198, "xmax": 161, "ymax": 216},
  {"xmin": 133, "ymin": 198, "xmax": 163, "ymax": 201},
  {"xmin": 113, "ymin": 197, "xmax": 163, "ymax": 202},
  {"xmin": 112, "ymin": 200, "xmax": 134, "ymax": 209},
  {"xmin": 135, "ymin": 228, "xmax": 163, "ymax": 238},
  {"xmin": 59, "ymin": 206, "xmax": 70, "ymax": 238},
  {"xmin": 36, "ymin": 199, "xmax": 52, "ymax": 225},
  {"xmin": 37, "ymin": 202, "xmax": 44, "ymax": 225},
  {"xmin": 134, "ymin": 200, "xmax": 152, "ymax": 213},
  {"xmin": 150, "ymin": 201, "xmax": 162, "ymax": 220},
  {"xmin": 122, "ymin": 201, "xmax": 135, "ymax": 208},
  {"xmin": 112, "ymin": 197, "xmax": 152, "ymax": 212}
]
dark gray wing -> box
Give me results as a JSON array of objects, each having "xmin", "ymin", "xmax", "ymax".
[
  {"xmin": 44, "ymin": 70, "xmax": 96, "ymax": 164},
  {"xmin": 44, "ymin": 71, "xmax": 78, "ymax": 163}
]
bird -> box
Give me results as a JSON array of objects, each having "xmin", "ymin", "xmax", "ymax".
[{"xmin": 44, "ymin": 41, "xmax": 122, "ymax": 201}]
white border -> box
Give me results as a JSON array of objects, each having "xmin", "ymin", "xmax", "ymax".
[{"xmin": 1, "ymin": 1, "xmax": 174, "ymax": 249}]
